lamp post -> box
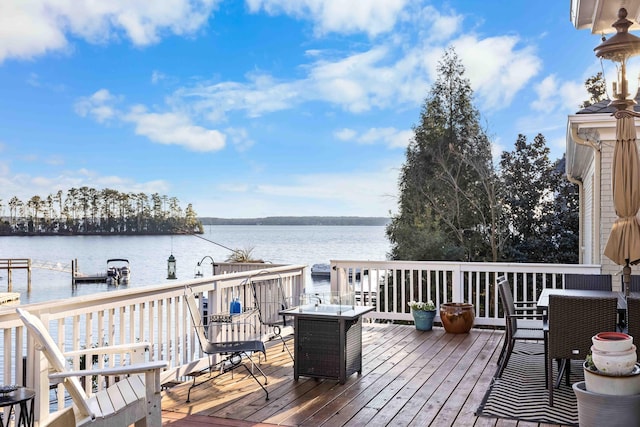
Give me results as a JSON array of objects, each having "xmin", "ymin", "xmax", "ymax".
[
  {"xmin": 594, "ymin": 7, "xmax": 640, "ymax": 297},
  {"xmin": 194, "ymin": 255, "xmax": 216, "ymax": 278}
]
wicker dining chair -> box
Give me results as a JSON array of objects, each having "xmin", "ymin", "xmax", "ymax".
[
  {"xmin": 546, "ymin": 294, "xmax": 618, "ymax": 406},
  {"xmin": 626, "ymin": 275, "xmax": 640, "ymax": 293},
  {"xmin": 495, "ymin": 275, "xmax": 546, "ymax": 379},
  {"xmin": 564, "ymin": 274, "xmax": 612, "ymax": 290},
  {"xmin": 627, "ymin": 296, "xmax": 640, "ymax": 360}
]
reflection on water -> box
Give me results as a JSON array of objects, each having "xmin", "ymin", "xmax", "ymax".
[{"xmin": 0, "ymin": 225, "xmax": 389, "ymax": 305}]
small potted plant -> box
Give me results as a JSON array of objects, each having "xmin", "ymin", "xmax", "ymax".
[{"xmin": 408, "ymin": 299, "xmax": 436, "ymax": 331}]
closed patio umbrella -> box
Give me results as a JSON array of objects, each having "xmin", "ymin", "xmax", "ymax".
[
  {"xmin": 595, "ymin": 8, "xmax": 640, "ymax": 296},
  {"xmin": 603, "ymin": 111, "xmax": 640, "ymax": 294}
]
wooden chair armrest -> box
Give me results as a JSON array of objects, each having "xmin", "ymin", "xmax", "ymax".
[{"xmin": 48, "ymin": 360, "xmax": 167, "ymax": 380}]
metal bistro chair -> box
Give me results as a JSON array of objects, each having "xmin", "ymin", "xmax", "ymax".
[
  {"xmin": 564, "ymin": 273, "xmax": 612, "ymax": 290},
  {"xmin": 248, "ymin": 270, "xmax": 294, "ymax": 360},
  {"xmin": 627, "ymin": 296, "xmax": 640, "ymax": 360},
  {"xmin": 184, "ymin": 286, "xmax": 269, "ymax": 402},
  {"xmin": 546, "ymin": 294, "xmax": 617, "ymax": 406},
  {"xmin": 495, "ymin": 276, "xmax": 547, "ymax": 379}
]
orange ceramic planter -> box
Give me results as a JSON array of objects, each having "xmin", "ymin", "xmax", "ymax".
[{"xmin": 440, "ymin": 303, "xmax": 475, "ymax": 334}]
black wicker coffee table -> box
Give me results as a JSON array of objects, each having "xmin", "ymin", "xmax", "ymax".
[{"xmin": 280, "ymin": 305, "xmax": 374, "ymax": 384}]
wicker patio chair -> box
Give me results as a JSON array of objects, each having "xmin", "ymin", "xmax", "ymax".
[
  {"xmin": 184, "ymin": 286, "xmax": 269, "ymax": 402},
  {"xmin": 627, "ymin": 296, "xmax": 640, "ymax": 360},
  {"xmin": 546, "ymin": 294, "xmax": 617, "ymax": 406},
  {"xmin": 626, "ymin": 275, "xmax": 640, "ymax": 292},
  {"xmin": 495, "ymin": 276, "xmax": 547, "ymax": 379},
  {"xmin": 248, "ymin": 270, "xmax": 294, "ymax": 360},
  {"xmin": 564, "ymin": 273, "xmax": 612, "ymax": 290}
]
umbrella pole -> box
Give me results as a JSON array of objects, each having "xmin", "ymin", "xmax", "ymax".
[{"xmin": 624, "ymin": 261, "xmax": 631, "ymax": 298}]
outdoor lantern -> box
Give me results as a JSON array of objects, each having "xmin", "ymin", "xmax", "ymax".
[
  {"xmin": 167, "ymin": 254, "xmax": 177, "ymax": 280},
  {"xmin": 194, "ymin": 264, "xmax": 203, "ymax": 278},
  {"xmin": 594, "ymin": 8, "xmax": 640, "ymax": 111},
  {"xmin": 194, "ymin": 255, "xmax": 215, "ymax": 278}
]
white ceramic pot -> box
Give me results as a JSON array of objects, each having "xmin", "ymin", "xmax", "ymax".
[
  {"xmin": 584, "ymin": 363, "xmax": 640, "ymax": 396},
  {"xmin": 592, "ymin": 332, "xmax": 634, "ymax": 352},
  {"xmin": 591, "ymin": 345, "xmax": 638, "ymax": 376}
]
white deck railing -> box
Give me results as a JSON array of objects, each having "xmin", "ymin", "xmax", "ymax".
[
  {"xmin": 329, "ymin": 260, "xmax": 605, "ymax": 326},
  {"xmin": 0, "ymin": 260, "xmax": 608, "ymax": 424}
]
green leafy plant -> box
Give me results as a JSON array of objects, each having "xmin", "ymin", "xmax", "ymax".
[{"xmin": 408, "ymin": 299, "xmax": 436, "ymax": 311}]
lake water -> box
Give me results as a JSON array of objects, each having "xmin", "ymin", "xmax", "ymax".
[{"xmin": 0, "ymin": 225, "xmax": 390, "ymax": 304}]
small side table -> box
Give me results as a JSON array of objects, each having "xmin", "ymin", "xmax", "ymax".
[{"xmin": 0, "ymin": 387, "xmax": 35, "ymax": 427}]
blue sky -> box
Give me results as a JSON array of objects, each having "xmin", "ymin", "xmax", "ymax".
[{"xmin": 0, "ymin": 1, "xmax": 616, "ymax": 218}]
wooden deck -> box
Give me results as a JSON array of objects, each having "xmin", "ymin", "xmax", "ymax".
[{"xmin": 161, "ymin": 323, "xmax": 564, "ymax": 427}]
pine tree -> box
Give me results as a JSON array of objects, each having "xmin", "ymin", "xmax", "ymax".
[{"xmin": 387, "ymin": 48, "xmax": 498, "ymax": 261}]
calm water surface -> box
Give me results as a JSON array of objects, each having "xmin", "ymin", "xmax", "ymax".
[{"xmin": 0, "ymin": 225, "xmax": 390, "ymax": 304}]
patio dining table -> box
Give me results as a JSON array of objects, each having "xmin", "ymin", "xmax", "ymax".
[
  {"xmin": 536, "ymin": 288, "xmax": 640, "ymax": 329},
  {"xmin": 536, "ymin": 288, "xmax": 639, "ymax": 312}
]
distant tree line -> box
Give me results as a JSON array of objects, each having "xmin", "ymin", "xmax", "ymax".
[
  {"xmin": 0, "ymin": 187, "xmax": 203, "ymax": 235},
  {"xmin": 200, "ymin": 216, "xmax": 390, "ymax": 226}
]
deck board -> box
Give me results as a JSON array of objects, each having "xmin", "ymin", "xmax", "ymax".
[{"xmin": 161, "ymin": 323, "xmax": 567, "ymax": 427}]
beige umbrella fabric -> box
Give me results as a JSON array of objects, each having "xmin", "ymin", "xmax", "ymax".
[{"xmin": 603, "ymin": 111, "xmax": 640, "ymax": 267}]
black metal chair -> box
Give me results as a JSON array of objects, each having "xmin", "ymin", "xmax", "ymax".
[
  {"xmin": 495, "ymin": 275, "xmax": 546, "ymax": 379},
  {"xmin": 627, "ymin": 296, "xmax": 640, "ymax": 360},
  {"xmin": 564, "ymin": 274, "xmax": 612, "ymax": 290},
  {"xmin": 546, "ymin": 294, "xmax": 617, "ymax": 406},
  {"xmin": 248, "ymin": 270, "xmax": 294, "ymax": 360},
  {"xmin": 184, "ymin": 286, "xmax": 269, "ymax": 402}
]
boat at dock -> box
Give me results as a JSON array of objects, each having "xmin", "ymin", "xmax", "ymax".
[
  {"xmin": 106, "ymin": 259, "xmax": 130, "ymax": 286},
  {"xmin": 74, "ymin": 258, "xmax": 131, "ymax": 285},
  {"xmin": 311, "ymin": 263, "xmax": 331, "ymax": 278}
]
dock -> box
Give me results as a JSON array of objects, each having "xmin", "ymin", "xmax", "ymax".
[{"xmin": 0, "ymin": 259, "xmax": 31, "ymax": 292}]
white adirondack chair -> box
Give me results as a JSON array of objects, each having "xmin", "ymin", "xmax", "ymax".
[{"xmin": 16, "ymin": 307, "xmax": 167, "ymax": 427}]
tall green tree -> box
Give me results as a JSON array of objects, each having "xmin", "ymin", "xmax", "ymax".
[
  {"xmin": 387, "ymin": 48, "xmax": 498, "ymax": 261},
  {"xmin": 580, "ymin": 72, "xmax": 607, "ymax": 108},
  {"xmin": 499, "ymin": 134, "xmax": 578, "ymax": 262}
]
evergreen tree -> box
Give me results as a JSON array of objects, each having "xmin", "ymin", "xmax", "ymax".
[
  {"xmin": 499, "ymin": 134, "xmax": 578, "ymax": 262},
  {"xmin": 500, "ymin": 134, "xmax": 551, "ymax": 261},
  {"xmin": 539, "ymin": 155, "xmax": 579, "ymax": 263},
  {"xmin": 580, "ymin": 72, "xmax": 607, "ymax": 108},
  {"xmin": 387, "ymin": 48, "xmax": 498, "ymax": 261}
]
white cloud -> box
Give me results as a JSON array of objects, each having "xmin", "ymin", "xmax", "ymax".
[
  {"xmin": 358, "ymin": 127, "xmax": 412, "ymax": 148},
  {"xmin": 0, "ymin": 0, "xmax": 219, "ymax": 63},
  {"xmin": 151, "ymin": 70, "xmax": 167, "ymax": 84},
  {"xmin": 335, "ymin": 127, "xmax": 411, "ymax": 148},
  {"xmin": 75, "ymin": 89, "xmax": 227, "ymax": 152},
  {"xmin": 246, "ymin": 0, "xmax": 408, "ymax": 37},
  {"xmin": 74, "ymin": 89, "xmax": 121, "ymax": 123},
  {"xmin": 123, "ymin": 105, "xmax": 226, "ymax": 152},
  {"xmin": 172, "ymin": 19, "xmax": 542, "ymax": 122},
  {"xmin": 225, "ymin": 127, "xmax": 254, "ymax": 151},
  {"xmin": 453, "ymin": 34, "xmax": 542, "ymax": 111},
  {"xmin": 335, "ymin": 128, "xmax": 357, "ymax": 141}
]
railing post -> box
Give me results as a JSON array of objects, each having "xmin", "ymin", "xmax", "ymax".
[
  {"xmin": 451, "ymin": 264, "xmax": 463, "ymax": 303},
  {"xmin": 7, "ymin": 259, "xmax": 11, "ymax": 292},
  {"xmin": 27, "ymin": 259, "xmax": 31, "ymax": 292}
]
